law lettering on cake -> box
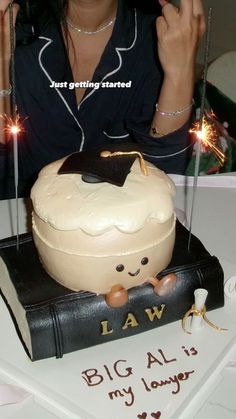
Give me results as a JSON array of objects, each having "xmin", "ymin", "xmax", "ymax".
[
  {"xmin": 80, "ymin": 345, "xmax": 200, "ymax": 410},
  {"xmin": 101, "ymin": 305, "xmax": 166, "ymax": 336}
]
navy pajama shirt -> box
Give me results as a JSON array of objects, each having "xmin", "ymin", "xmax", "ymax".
[{"xmin": 0, "ymin": 0, "xmax": 192, "ymax": 199}]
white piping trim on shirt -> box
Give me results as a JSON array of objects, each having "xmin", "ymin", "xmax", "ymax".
[
  {"xmin": 78, "ymin": 8, "xmax": 138, "ymax": 114},
  {"xmin": 103, "ymin": 131, "xmax": 130, "ymax": 139},
  {"xmin": 38, "ymin": 9, "xmax": 137, "ymax": 151},
  {"xmin": 143, "ymin": 143, "xmax": 193, "ymax": 159},
  {"xmin": 38, "ymin": 36, "xmax": 85, "ymax": 151}
]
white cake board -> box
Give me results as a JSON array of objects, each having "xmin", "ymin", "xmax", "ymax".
[{"xmin": 0, "ymin": 261, "xmax": 235, "ymax": 419}]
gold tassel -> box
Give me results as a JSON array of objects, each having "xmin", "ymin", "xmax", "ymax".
[{"xmin": 100, "ymin": 150, "xmax": 148, "ymax": 176}]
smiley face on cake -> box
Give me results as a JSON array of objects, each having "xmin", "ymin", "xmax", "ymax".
[{"xmin": 31, "ymin": 150, "xmax": 176, "ymax": 306}]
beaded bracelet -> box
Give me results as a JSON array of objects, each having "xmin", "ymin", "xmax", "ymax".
[
  {"xmin": 155, "ymin": 99, "xmax": 194, "ymax": 117},
  {"xmin": 0, "ymin": 85, "xmax": 12, "ymax": 98}
]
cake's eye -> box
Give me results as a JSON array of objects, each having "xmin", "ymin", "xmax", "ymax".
[
  {"xmin": 116, "ymin": 264, "xmax": 125, "ymax": 272},
  {"xmin": 141, "ymin": 257, "xmax": 149, "ymax": 265}
]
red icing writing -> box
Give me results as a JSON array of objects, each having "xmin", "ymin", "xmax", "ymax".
[
  {"xmin": 151, "ymin": 412, "xmax": 161, "ymax": 418},
  {"xmin": 137, "ymin": 412, "xmax": 161, "ymax": 419},
  {"xmin": 108, "ymin": 385, "xmax": 134, "ymax": 407},
  {"xmin": 182, "ymin": 346, "xmax": 198, "ymax": 357},
  {"xmin": 138, "ymin": 413, "xmax": 147, "ymax": 419},
  {"xmin": 81, "ymin": 360, "xmax": 133, "ymax": 386},
  {"xmin": 141, "ymin": 370, "xmax": 195, "ymax": 395},
  {"xmin": 146, "ymin": 349, "xmax": 177, "ymax": 368}
]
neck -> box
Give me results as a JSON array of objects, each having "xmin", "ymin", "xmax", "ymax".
[{"xmin": 67, "ymin": 0, "xmax": 118, "ymax": 31}]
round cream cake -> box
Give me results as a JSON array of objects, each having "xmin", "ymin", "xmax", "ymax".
[{"xmin": 31, "ymin": 156, "xmax": 176, "ymax": 294}]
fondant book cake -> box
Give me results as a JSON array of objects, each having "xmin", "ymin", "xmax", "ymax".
[{"xmin": 0, "ymin": 220, "xmax": 224, "ymax": 361}]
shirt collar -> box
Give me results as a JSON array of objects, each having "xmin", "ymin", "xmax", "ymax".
[{"xmin": 36, "ymin": 0, "xmax": 137, "ymax": 111}]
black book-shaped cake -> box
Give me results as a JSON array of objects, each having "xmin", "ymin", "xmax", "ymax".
[{"xmin": 0, "ymin": 220, "xmax": 224, "ymax": 361}]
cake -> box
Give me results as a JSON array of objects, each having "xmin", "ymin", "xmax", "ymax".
[
  {"xmin": 31, "ymin": 150, "xmax": 177, "ymax": 304},
  {"xmin": 0, "ymin": 149, "xmax": 225, "ymax": 360}
]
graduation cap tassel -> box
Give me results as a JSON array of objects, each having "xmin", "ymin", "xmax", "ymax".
[{"xmin": 100, "ymin": 150, "xmax": 149, "ymax": 176}]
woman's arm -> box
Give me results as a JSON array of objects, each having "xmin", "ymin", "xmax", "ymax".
[
  {"xmin": 150, "ymin": 0, "xmax": 205, "ymax": 137},
  {"xmin": 0, "ymin": 1, "xmax": 19, "ymax": 144}
]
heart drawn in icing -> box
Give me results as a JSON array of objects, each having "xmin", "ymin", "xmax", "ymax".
[
  {"xmin": 137, "ymin": 413, "xmax": 147, "ymax": 419},
  {"xmin": 151, "ymin": 412, "xmax": 161, "ymax": 419},
  {"xmin": 137, "ymin": 412, "xmax": 161, "ymax": 419}
]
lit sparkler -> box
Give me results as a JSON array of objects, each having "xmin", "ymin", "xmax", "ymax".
[
  {"xmin": 1, "ymin": 113, "xmax": 24, "ymax": 137},
  {"xmin": 188, "ymin": 7, "xmax": 213, "ymax": 251},
  {"xmin": 8, "ymin": 2, "xmax": 20, "ymax": 249},
  {"xmin": 2, "ymin": 2, "xmax": 28, "ymax": 249},
  {"xmin": 1, "ymin": 112, "xmax": 24, "ymax": 251},
  {"xmin": 190, "ymin": 114, "xmax": 226, "ymax": 166}
]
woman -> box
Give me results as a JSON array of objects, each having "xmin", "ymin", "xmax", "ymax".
[{"xmin": 0, "ymin": 0, "xmax": 205, "ymax": 198}]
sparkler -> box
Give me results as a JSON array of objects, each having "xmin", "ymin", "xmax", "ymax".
[
  {"xmin": 9, "ymin": 1, "xmax": 20, "ymax": 250},
  {"xmin": 1, "ymin": 114, "xmax": 23, "ymax": 228},
  {"xmin": 188, "ymin": 7, "xmax": 213, "ymax": 251},
  {"xmin": 12, "ymin": 120, "xmax": 19, "ymax": 249},
  {"xmin": 190, "ymin": 114, "xmax": 226, "ymax": 166},
  {"xmin": 1, "ymin": 113, "xmax": 24, "ymax": 136}
]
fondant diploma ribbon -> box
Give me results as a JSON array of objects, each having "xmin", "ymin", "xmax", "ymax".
[
  {"xmin": 0, "ymin": 384, "xmax": 31, "ymax": 406},
  {"xmin": 182, "ymin": 304, "xmax": 228, "ymax": 335}
]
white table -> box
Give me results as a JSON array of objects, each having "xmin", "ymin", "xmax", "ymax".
[{"xmin": 0, "ymin": 175, "xmax": 236, "ymax": 419}]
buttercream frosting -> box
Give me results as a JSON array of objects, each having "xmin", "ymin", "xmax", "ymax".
[{"xmin": 31, "ymin": 157, "xmax": 176, "ymax": 235}]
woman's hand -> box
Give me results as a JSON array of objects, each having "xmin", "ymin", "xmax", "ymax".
[
  {"xmin": 156, "ymin": 0, "xmax": 205, "ymax": 82},
  {"xmin": 0, "ymin": 1, "xmax": 20, "ymax": 62},
  {"xmin": 150, "ymin": 1, "xmax": 205, "ymax": 138}
]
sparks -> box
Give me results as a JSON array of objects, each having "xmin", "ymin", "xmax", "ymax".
[
  {"xmin": 11, "ymin": 125, "xmax": 20, "ymax": 135},
  {"xmin": 0, "ymin": 113, "xmax": 25, "ymax": 137},
  {"xmin": 190, "ymin": 115, "xmax": 226, "ymax": 166}
]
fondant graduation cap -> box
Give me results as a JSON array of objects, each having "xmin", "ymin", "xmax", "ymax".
[{"xmin": 58, "ymin": 144, "xmax": 147, "ymax": 187}]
